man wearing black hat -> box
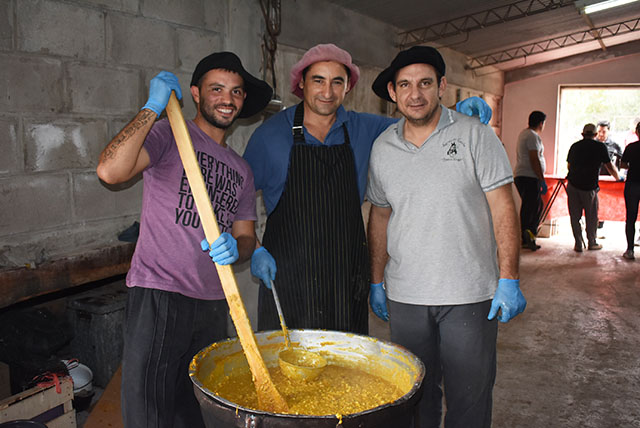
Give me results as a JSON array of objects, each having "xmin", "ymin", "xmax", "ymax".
[
  {"xmin": 366, "ymin": 46, "xmax": 526, "ymax": 428},
  {"xmin": 97, "ymin": 52, "xmax": 272, "ymax": 428}
]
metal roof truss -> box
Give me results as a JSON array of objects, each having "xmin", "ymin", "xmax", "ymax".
[
  {"xmin": 397, "ymin": 0, "xmax": 575, "ymax": 48},
  {"xmin": 466, "ymin": 16, "xmax": 640, "ymax": 69}
]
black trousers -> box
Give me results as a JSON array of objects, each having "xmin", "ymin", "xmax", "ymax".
[
  {"xmin": 389, "ymin": 300, "xmax": 497, "ymax": 428},
  {"xmin": 624, "ymin": 181, "xmax": 640, "ymax": 250},
  {"xmin": 514, "ymin": 176, "xmax": 542, "ymax": 240},
  {"xmin": 121, "ymin": 287, "xmax": 228, "ymax": 428}
]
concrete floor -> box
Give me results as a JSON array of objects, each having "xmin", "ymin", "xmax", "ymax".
[{"xmin": 368, "ymin": 219, "xmax": 640, "ymax": 428}]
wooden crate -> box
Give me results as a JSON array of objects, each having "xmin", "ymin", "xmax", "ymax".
[{"xmin": 0, "ymin": 376, "xmax": 76, "ymax": 428}]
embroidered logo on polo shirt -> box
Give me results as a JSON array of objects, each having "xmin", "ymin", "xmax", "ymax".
[{"xmin": 442, "ymin": 138, "xmax": 464, "ymax": 161}]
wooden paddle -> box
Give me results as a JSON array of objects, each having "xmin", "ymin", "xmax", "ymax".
[{"xmin": 165, "ymin": 92, "xmax": 288, "ymax": 413}]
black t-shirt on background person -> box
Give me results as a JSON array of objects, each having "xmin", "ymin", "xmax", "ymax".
[
  {"xmin": 567, "ymin": 138, "xmax": 612, "ymax": 191},
  {"xmin": 599, "ymin": 138, "xmax": 623, "ymax": 175},
  {"xmin": 622, "ymin": 141, "xmax": 640, "ymax": 183}
]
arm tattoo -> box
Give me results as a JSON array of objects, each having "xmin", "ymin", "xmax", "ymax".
[{"xmin": 102, "ymin": 109, "xmax": 155, "ymax": 160}]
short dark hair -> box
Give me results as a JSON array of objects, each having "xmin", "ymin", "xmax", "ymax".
[
  {"xmin": 597, "ymin": 120, "xmax": 610, "ymax": 129},
  {"xmin": 528, "ymin": 111, "xmax": 546, "ymax": 128}
]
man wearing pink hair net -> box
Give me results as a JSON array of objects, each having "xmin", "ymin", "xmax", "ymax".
[{"xmin": 244, "ymin": 43, "xmax": 491, "ymax": 334}]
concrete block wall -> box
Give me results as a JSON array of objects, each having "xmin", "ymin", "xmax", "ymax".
[
  {"xmin": 0, "ymin": 0, "xmax": 402, "ymax": 327},
  {"xmin": 0, "ymin": 0, "xmax": 230, "ymax": 267}
]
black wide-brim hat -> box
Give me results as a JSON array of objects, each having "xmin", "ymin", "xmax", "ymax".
[
  {"xmin": 190, "ymin": 52, "xmax": 273, "ymax": 118},
  {"xmin": 372, "ymin": 46, "xmax": 446, "ymax": 102}
]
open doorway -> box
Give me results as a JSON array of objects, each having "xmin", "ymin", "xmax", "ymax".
[{"xmin": 556, "ymin": 85, "xmax": 640, "ymax": 177}]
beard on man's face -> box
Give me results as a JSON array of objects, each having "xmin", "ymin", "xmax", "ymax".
[{"xmin": 199, "ymin": 100, "xmax": 241, "ymax": 130}]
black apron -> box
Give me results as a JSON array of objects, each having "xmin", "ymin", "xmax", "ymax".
[{"xmin": 257, "ymin": 103, "xmax": 369, "ymax": 334}]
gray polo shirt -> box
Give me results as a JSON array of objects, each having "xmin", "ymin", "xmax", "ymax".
[{"xmin": 366, "ymin": 106, "xmax": 513, "ymax": 306}]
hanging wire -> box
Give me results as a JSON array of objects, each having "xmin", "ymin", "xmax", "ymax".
[{"xmin": 259, "ymin": 0, "xmax": 281, "ymax": 93}]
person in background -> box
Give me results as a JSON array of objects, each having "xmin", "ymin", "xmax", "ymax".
[
  {"xmin": 620, "ymin": 121, "xmax": 640, "ymax": 260},
  {"xmin": 622, "ymin": 117, "xmax": 640, "ymax": 246},
  {"xmin": 367, "ymin": 46, "xmax": 525, "ymax": 428},
  {"xmin": 623, "ymin": 117, "xmax": 640, "ymax": 147},
  {"xmin": 244, "ymin": 43, "xmax": 493, "ymax": 335},
  {"xmin": 96, "ymin": 52, "xmax": 272, "ymax": 428},
  {"xmin": 514, "ymin": 111, "xmax": 547, "ymax": 251},
  {"xmin": 596, "ymin": 120, "xmax": 623, "ymax": 171},
  {"xmin": 595, "ymin": 120, "xmax": 623, "ymax": 233},
  {"xmin": 566, "ymin": 123, "xmax": 621, "ymax": 253}
]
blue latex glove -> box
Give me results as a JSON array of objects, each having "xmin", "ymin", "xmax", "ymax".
[
  {"xmin": 142, "ymin": 71, "xmax": 182, "ymax": 116},
  {"xmin": 456, "ymin": 96, "xmax": 492, "ymax": 125},
  {"xmin": 369, "ymin": 282, "xmax": 389, "ymax": 322},
  {"xmin": 251, "ymin": 247, "xmax": 276, "ymax": 288},
  {"xmin": 200, "ymin": 233, "xmax": 238, "ymax": 265},
  {"xmin": 539, "ymin": 179, "xmax": 548, "ymax": 195},
  {"xmin": 488, "ymin": 279, "xmax": 527, "ymax": 323}
]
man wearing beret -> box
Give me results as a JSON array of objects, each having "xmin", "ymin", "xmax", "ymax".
[
  {"xmin": 244, "ymin": 43, "xmax": 492, "ymax": 335},
  {"xmin": 366, "ymin": 46, "xmax": 526, "ymax": 427},
  {"xmin": 97, "ymin": 52, "xmax": 272, "ymax": 428}
]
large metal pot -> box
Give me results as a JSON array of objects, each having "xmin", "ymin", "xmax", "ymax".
[{"xmin": 190, "ymin": 329, "xmax": 425, "ymax": 428}]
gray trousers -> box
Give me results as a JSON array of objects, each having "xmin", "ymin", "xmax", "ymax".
[
  {"xmin": 389, "ymin": 299, "xmax": 497, "ymax": 428},
  {"xmin": 121, "ymin": 287, "xmax": 228, "ymax": 428},
  {"xmin": 566, "ymin": 182, "xmax": 599, "ymax": 247}
]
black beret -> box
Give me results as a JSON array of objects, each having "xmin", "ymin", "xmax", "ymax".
[{"xmin": 372, "ymin": 46, "xmax": 446, "ymax": 102}]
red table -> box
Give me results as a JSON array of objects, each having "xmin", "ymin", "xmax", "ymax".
[{"xmin": 540, "ymin": 176, "xmax": 626, "ymax": 223}]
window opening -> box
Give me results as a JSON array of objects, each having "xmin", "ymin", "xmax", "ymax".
[{"xmin": 556, "ymin": 85, "xmax": 640, "ymax": 177}]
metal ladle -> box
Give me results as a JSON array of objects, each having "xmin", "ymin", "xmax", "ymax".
[{"xmin": 269, "ymin": 280, "xmax": 327, "ymax": 381}]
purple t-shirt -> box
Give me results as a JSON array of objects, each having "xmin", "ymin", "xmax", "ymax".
[{"xmin": 126, "ymin": 119, "xmax": 257, "ymax": 300}]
